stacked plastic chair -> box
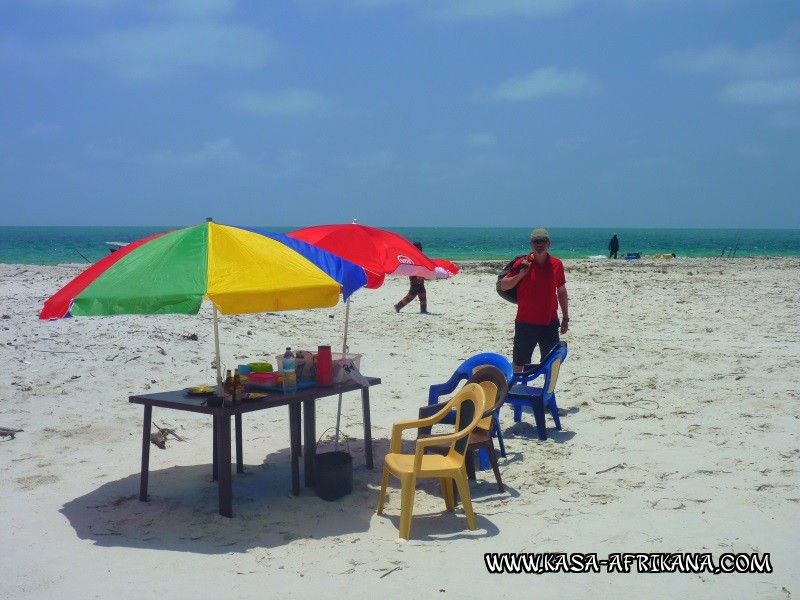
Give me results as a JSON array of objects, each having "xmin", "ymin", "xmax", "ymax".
[{"xmin": 505, "ymin": 342, "xmax": 568, "ymax": 441}]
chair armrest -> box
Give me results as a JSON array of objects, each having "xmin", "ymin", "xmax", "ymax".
[
  {"xmin": 427, "ymin": 372, "xmax": 463, "ymax": 406},
  {"xmin": 417, "ymin": 402, "xmax": 448, "ymax": 436},
  {"xmin": 512, "ymin": 362, "xmax": 545, "ymax": 383},
  {"xmin": 390, "ymin": 398, "xmax": 460, "ymax": 452},
  {"xmin": 414, "ymin": 428, "xmax": 472, "ymax": 465}
]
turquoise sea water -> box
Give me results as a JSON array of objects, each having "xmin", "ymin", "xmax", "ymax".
[{"xmin": 1, "ymin": 226, "xmax": 798, "ymax": 265}]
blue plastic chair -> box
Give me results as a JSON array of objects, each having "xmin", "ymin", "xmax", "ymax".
[
  {"xmin": 427, "ymin": 352, "xmax": 514, "ymax": 459},
  {"xmin": 506, "ymin": 342, "xmax": 568, "ymax": 441}
]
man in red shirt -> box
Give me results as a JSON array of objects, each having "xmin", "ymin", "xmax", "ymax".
[{"xmin": 499, "ymin": 228, "xmax": 570, "ymax": 371}]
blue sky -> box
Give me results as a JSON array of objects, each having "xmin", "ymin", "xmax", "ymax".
[{"xmin": 2, "ymin": 0, "xmax": 799, "ymax": 228}]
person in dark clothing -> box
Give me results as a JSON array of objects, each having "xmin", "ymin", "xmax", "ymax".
[
  {"xmin": 394, "ymin": 242, "xmax": 428, "ymax": 313},
  {"xmin": 608, "ymin": 233, "xmax": 619, "ymax": 259}
]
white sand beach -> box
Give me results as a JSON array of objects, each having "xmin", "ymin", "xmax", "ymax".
[{"xmin": 1, "ymin": 257, "xmax": 798, "ymax": 599}]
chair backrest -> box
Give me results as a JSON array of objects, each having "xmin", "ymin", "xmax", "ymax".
[
  {"xmin": 451, "ymin": 382, "xmax": 491, "ymax": 457},
  {"xmin": 514, "ymin": 342, "xmax": 568, "ymax": 401},
  {"xmin": 465, "ymin": 365, "xmax": 508, "ymax": 430},
  {"xmin": 460, "ymin": 352, "xmax": 514, "ymax": 382},
  {"xmin": 428, "ymin": 352, "xmax": 513, "ymax": 406}
]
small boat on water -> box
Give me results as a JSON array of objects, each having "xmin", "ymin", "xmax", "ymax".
[{"xmin": 105, "ymin": 241, "xmax": 129, "ymax": 253}]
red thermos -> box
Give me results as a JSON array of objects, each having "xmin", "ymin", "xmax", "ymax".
[{"xmin": 316, "ymin": 345, "xmax": 333, "ymax": 387}]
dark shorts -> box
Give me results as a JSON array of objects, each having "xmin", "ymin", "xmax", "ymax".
[{"xmin": 513, "ymin": 320, "xmax": 560, "ymax": 367}]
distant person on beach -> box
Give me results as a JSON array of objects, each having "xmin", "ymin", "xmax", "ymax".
[
  {"xmin": 394, "ymin": 241, "xmax": 428, "ymax": 314},
  {"xmin": 608, "ymin": 233, "xmax": 619, "ymax": 259},
  {"xmin": 499, "ymin": 228, "xmax": 569, "ymax": 371}
]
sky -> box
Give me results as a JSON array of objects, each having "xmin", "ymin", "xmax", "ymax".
[{"xmin": 1, "ymin": 0, "xmax": 799, "ymax": 229}]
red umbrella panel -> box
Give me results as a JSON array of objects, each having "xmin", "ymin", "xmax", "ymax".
[{"xmin": 288, "ymin": 223, "xmax": 449, "ymax": 288}]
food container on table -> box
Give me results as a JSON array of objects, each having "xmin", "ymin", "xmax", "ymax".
[
  {"xmin": 246, "ymin": 371, "xmax": 279, "ymax": 390},
  {"xmin": 248, "ymin": 362, "xmax": 273, "ymax": 373}
]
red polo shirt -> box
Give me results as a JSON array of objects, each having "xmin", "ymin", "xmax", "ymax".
[{"xmin": 515, "ymin": 254, "xmax": 565, "ymax": 325}]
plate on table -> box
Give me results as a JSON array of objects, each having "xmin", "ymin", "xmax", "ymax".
[
  {"xmin": 186, "ymin": 386, "xmax": 215, "ymax": 396},
  {"xmin": 242, "ymin": 391, "xmax": 269, "ymax": 402}
]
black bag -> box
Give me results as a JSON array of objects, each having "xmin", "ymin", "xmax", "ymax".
[{"xmin": 496, "ymin": 255, "xmax": 526, "ymax": 304}]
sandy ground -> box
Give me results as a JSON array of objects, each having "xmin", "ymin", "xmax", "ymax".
[{"xmin": 1, "ymin": 257, "xmax": 798, "ymax": 599}]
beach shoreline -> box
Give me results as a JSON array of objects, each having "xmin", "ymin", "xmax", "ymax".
[{"xmin": 1, "ymin": 257, "xmax": 798, "ymax": 598}]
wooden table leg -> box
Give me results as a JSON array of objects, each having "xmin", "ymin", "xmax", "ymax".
[
  {"xmin": 303, "ymin": 397, "xmax": 316, "ymax": 487},
  {"xmin": 217, "ymin": 414, "xmax": 233, "ymax": 518},
  {"xmin": 235, "ymin": 413, "xmax": 244, "ymax": 473},
  {"xmin": 289, "ymin": 403, "xmax": 301, "ymax": 495},
  {"xmin": 139, "ymin": 405, "xmax": 152, "ymax": 501},
  {"xmin": 212, "ymin": 415, "xmax": 218, "ymax": 481},
  {"xmin": 361, "ymin": 386, "xmax": 374, "ymax": 469}
]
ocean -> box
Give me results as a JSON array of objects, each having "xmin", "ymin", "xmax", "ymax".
[{"xmin": 1, "ymin": 226, "xmax": 798, "ymax": 265}]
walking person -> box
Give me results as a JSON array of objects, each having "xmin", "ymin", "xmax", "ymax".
[
  {"xmin": 394, "ymin": 242, "xmax": 428, "ymax": 314},
  {"xmin": 499, "ymin": 228, "xmax": 569, "ymax": 371},
  {"xmin": 608, "ymin": 233, "xmax": 619, "ymax": 259}
]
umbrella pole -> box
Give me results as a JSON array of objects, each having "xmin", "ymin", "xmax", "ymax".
[
  {"xmin": 213, "ymin": 305, "xmax": 223, "ymax": 390},
  {"xmin": 334, "ymin": 296, "xmax": 352, "ymax": 449}
]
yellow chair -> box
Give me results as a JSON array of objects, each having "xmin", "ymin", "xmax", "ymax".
[{"xmin": 376, "ymin": 382, "xmax": 490, "ymax": 539}]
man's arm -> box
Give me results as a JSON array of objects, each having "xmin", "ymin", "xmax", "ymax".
[
  {"xmin": 499, "ymin": 261, "xmax": 529, "ymax": 291},
  {"xmin": 557, "ymin": 284, "xmax": 569, "ymax": 333}
]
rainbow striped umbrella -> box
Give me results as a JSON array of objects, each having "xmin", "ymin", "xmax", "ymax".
[{"xmin": 39, "ymin": 221, "xmax": 367, "ymax": 381}]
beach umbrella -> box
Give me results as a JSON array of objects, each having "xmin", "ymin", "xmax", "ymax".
[
  {"xmin": 289, "ymin": 222, "xmax": 457, "ymax": 443},
  {"xmin": 289, "ymin": 223, "xmax": 451, "ymax": 289},
  {"xmin": 39, "ymin": 220, "xmax": 368, "ymax": 385}
]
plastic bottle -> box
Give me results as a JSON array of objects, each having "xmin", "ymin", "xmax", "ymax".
[
  {"xmin": 224, "ymin": 369, "xmax": 234, "ymax": 406},
  {"xmin": 233, "ymin": 368, "xmax": 242, "ymax": 405},
  {"xmin": 282, "ymin": 347, "xmax": 297, "ymax": 394}
]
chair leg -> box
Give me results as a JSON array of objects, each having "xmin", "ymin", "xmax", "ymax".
[
  {"xmin": 398, "ymin": 476, "xmax": 416, "ymax": 540},
  {"xmin": 453, "ymin": 469, "xmax": 477, "ymax": 531},
  {"xmin": 376, "ymin": 467, "xmax": 390, "ymax": 514},
  {"xmin": 548, "ymin": 396, "xmax": 562, "ymax": 430},
  {"xmin": 441, "ymin": 477, "xmax": 455, "ymax": 511},
  {"xmin": 485, "ymin": 444, "xmax": 504, "ymax": 493},
  {"xmin": 465, "ymin": 449, "xmax": 477, "ymax": 480},
  {"xmin": 493, "ymin": 415, "xmax": 507, "ymax": 458},
  {"xmin": 532, "ymin": 397, "xmax": 547, "ymax": 441},
  {"xmin": 512, "ymin": 401, "xmax": 522, "ymax": 423}
]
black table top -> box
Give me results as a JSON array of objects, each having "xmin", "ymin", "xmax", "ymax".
[{"xmin": 129, "ymin": 376, "xmax": 381, "ymax": 415}]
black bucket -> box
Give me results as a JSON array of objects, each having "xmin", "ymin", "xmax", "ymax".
[{"xmin": 314, "ymin": 450, "xmax": 353, "ymax": 501}]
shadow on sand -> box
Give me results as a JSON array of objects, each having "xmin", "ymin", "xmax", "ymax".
[{"xmin": 60, "ymin": 436, "xmax": 509, "ymax": 551}]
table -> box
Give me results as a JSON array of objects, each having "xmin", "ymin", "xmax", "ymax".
[{"xmin": 129, "ymin": 377, "xmax": 381, "ymax": 517}]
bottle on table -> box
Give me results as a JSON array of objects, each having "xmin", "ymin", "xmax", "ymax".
[
  {"xmin": 224, "ymin": 369, "xmax": 234, "ymax": 406},
  {"xmin": 216, "ymin": 373, "xmax": 224, "ymax": 400},
  {"xmin": 233, "ymin": 368, "xmax": 242, "ymax": 405},
  {"xmin": 282, "ymin": 347, "xmax": 297, "ymax": 394}
]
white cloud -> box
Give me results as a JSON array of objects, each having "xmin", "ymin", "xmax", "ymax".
[
  {"xmin": 659, "ymin": 27, "xmax": 800, "ymax": 108},
  {"xmin": 554, "ymin": 135, "xmax": 589, "ymax": 152},
  {"xmin": 147, "ymin": 139, "xmax": 242, "ymax": 167},
  {"xmin": 337, "ymin": 0, "xmax": 578, "ymax": 19},
  {"xmin": 769, "ymin": 109, "xmax": 800, "ymax": 130},
  {"xmin": 490, "ymin": 67, "xmax": 598, "ymax": 101},
  {"xmin": 149, "ymin": 0, "xmax": 237, "ymax": 18},
  {"xmin": 21, "ymin": 122, "xmax": 59, "ymax": 138},
  {"xmin": 659, "ymin": 40, "xmax": 799, "ymax": 79},
  {"xmin": 24, "ymin": 0, "xmax": 234, "ymax": 14},
  {"xmin": 719, "ymin": 78, "xmax": 800, "ymax": 105},
  {"xmin": 735, "ymin": 142, "xmax": 770, "ymax": 158},
  {"xmin": 227, "ymin": 89, "xmax": 335, "ymax": 117},
  {"xmin": 465, "ymin": 133, "xmax": 496, "ymax": 147},
  {"xmin": 61, "ymin": 22, "xmax": 276, "ymax": 81},
  {"xmin": 429, "ymin": 0, "xmax": 578, "ymax": 19}
]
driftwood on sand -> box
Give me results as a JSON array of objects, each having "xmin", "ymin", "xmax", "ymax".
[
  {"xmin": 0, "ymin": 427, "xmax": 23, "ymax": 440},
  {"xmin": 149, "ymin": 422, "xmax": 186, "ymax": 449}
]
